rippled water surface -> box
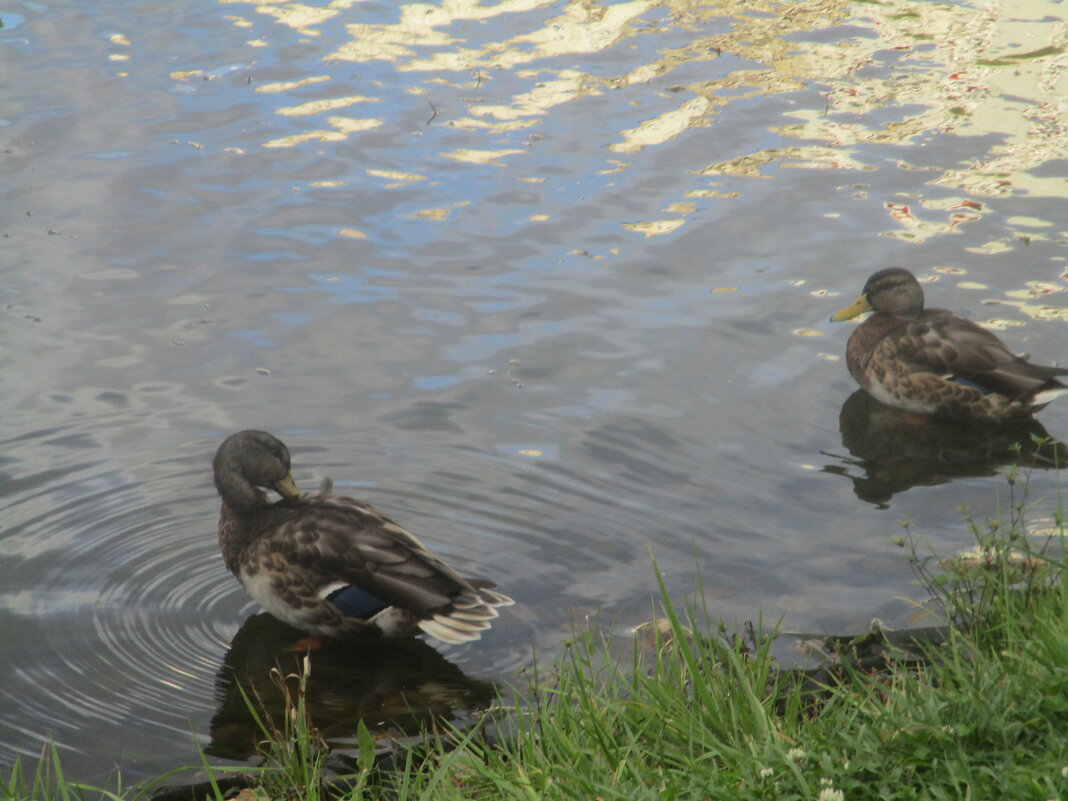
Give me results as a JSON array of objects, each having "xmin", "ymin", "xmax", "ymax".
[{"xmin": 3, "ymin": 0, "xmax": 1068, "ymax": 784}]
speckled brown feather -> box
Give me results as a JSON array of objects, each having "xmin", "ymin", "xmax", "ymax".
[{"xmin": 250, "ymin": 492, "xmax": 476, "ymax": 611}]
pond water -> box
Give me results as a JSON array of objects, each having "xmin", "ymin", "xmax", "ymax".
[{"xmin": 2, "ymin": 0, "xmax": 1068, "ymax": 785}]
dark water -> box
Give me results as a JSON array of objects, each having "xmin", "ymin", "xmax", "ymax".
[{"xmin": 3, "ymin": 0, "xmax": 1068, "ymax": 785}]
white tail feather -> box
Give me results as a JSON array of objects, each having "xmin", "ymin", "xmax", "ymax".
[
  {"xmin": 413, "ymin": 587, "xmax": 515, "ymax": 645},
  {"xmin": 432, "ymin": 614, "xmax": 491, "ymax": 632},
  {"xmin": 419, "ymin": 617, "xmax": 483, "ymax": 644},
  {"xmin": 478, "ymin": 589, "xmax": 515, "ymax": 607},
  {"xmin": 449, "ymin": 609, "xmax": 499, "ymax": 621},
  {"xmin": 1032, "ymin": 387, "xmax": 1068, "ymax": 407}
]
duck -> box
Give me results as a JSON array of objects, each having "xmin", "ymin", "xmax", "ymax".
[
  {"xmin": 830, "ymin": 267, "xmax": 1068, "ymax": 420},
  {"xmin": 213, "ymin": 430, "xmax": 513, "ymax": 645}
]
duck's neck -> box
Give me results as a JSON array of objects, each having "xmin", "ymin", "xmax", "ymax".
[
  {"xmin": 218, "ymin": 503, "xmax": 249, "ymax": 574},
  {"xmin": 866, "ymin": 310, "xmax": 909, "ymax": 336},
  {"xmin": 215, "ymin": 466, "xmax": 273, "ymax": 574},
  {"xmin": 214, "ymin": 466, "xmax": 266, "ymax": 515},
  {"xmin": 847, "ymin": 311, "xmax": 907, "ymax": 382},
  {"xmin": 218, "ymin": 498, "xmax": 279, "ymax": 575}
]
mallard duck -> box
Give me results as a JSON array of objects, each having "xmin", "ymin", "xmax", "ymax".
[
  {"xmin": 213, "ymin": 430, "xmax": 513, "ymax": 644},
  {"xmin": 830, "ymin": 268, "xmax": 1068, "ymax": 420}
]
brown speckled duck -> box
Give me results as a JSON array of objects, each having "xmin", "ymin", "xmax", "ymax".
[
  {"xmin": 213, "ymin": 430, "xmax": 513, "ymax": 644},
  {"xmin": 830, "ymin": 268, "xmax": 1068, "ymax": 420}
]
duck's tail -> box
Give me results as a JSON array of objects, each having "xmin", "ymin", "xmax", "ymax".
[
  {"xmin": 1030, "ymin": 385, "xmax": 1068, "ymax": 409},
  {"xmin": 417, "ymin": 585, "xmax": 515, "ymax": 645}
]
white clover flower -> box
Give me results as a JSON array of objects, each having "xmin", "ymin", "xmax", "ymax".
[
  {"xmin": 817, "ymin": 788, "xmax": 844, "ymax": 801},
  {"xmin": 788, "ymin": 747, "xmax": 806, "ymax": 761},
  {"xmin": 759, "ymin": 767, "xmax": 774, "ymax": 778}
]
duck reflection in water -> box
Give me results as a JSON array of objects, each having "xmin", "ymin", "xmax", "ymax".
[
  {"xmin": 206, "ymin": 612, "xmax": 497, "ymax": 761},
  {"xmin": 824, "ymin": 390, "xmax": 1067, "ymax": 508}
]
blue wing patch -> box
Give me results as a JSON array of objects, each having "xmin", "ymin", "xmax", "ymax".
[
  {"xmin": 326, "ymin": 585, "xmax": 388, "ymax": 619},
  {"xmin": 946, "ymin": 375, "xmax": 992, "ymax": 394}
]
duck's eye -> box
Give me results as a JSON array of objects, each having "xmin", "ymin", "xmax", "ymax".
[{"xmin": 261, "ymin": 440, "xmax": 288, "ymax": 464}]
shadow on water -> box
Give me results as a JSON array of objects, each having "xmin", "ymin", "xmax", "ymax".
[
  {"xmin": 207, "ymin": 613, "xmax": 496, "ymax": 762},
  {"xmin": 822, "ymin": 390, "xmax": 1068, "ymax": 509}
]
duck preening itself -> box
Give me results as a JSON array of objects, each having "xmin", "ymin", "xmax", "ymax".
[
  {"xmin": 213, "ymin": 430, "xmax": 513, "ymax": 644},
  {"xmin": 830, "ymin": 268, "xmax": 1068, "ymax": 420}
]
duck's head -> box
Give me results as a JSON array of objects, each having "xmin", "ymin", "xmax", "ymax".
[
  {"xmin": 213, "ymin": 429, "xmax": 303, "ymax": 513},
  {"xmin": 831, "ymin": 267, "xmax": 924, "ymax": 322}
]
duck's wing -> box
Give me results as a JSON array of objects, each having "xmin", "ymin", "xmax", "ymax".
[
  {"xmin": 267, "ymin": 494, "xmax": 479, "ymax": 613},
  {"xmin": 898, "ymin": 309, "xmax": 1068, "ymax": 398}
]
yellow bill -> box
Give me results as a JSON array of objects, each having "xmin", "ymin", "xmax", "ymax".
[
  {"xmin": 274, "ymin": 471, "xmax": 303, "ymax": 499},
  {"xmin": 830, "ymin": 294, "xmax": 873, "ymax": 322}
]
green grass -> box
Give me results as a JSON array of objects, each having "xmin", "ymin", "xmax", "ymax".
[
  {"xmin": 407, "ymin": 560, "xmax": 1068, "ymax": 801},
  {"xmin": 6, "ymin": 479, "xmax": 1068, "ymax": 801}
]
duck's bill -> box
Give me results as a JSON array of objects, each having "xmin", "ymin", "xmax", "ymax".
[
  {"xmin": 830, "ymin": 294, "xmax": 873, "ymax": 322},
  {"xmin": 274, "ymin": 472, "xmax": 303, "ymax": 499}
]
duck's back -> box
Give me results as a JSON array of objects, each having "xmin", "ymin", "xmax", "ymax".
[{"xmin": 251, "ymin": 492, "xmax": 477, "ymax": 612}]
